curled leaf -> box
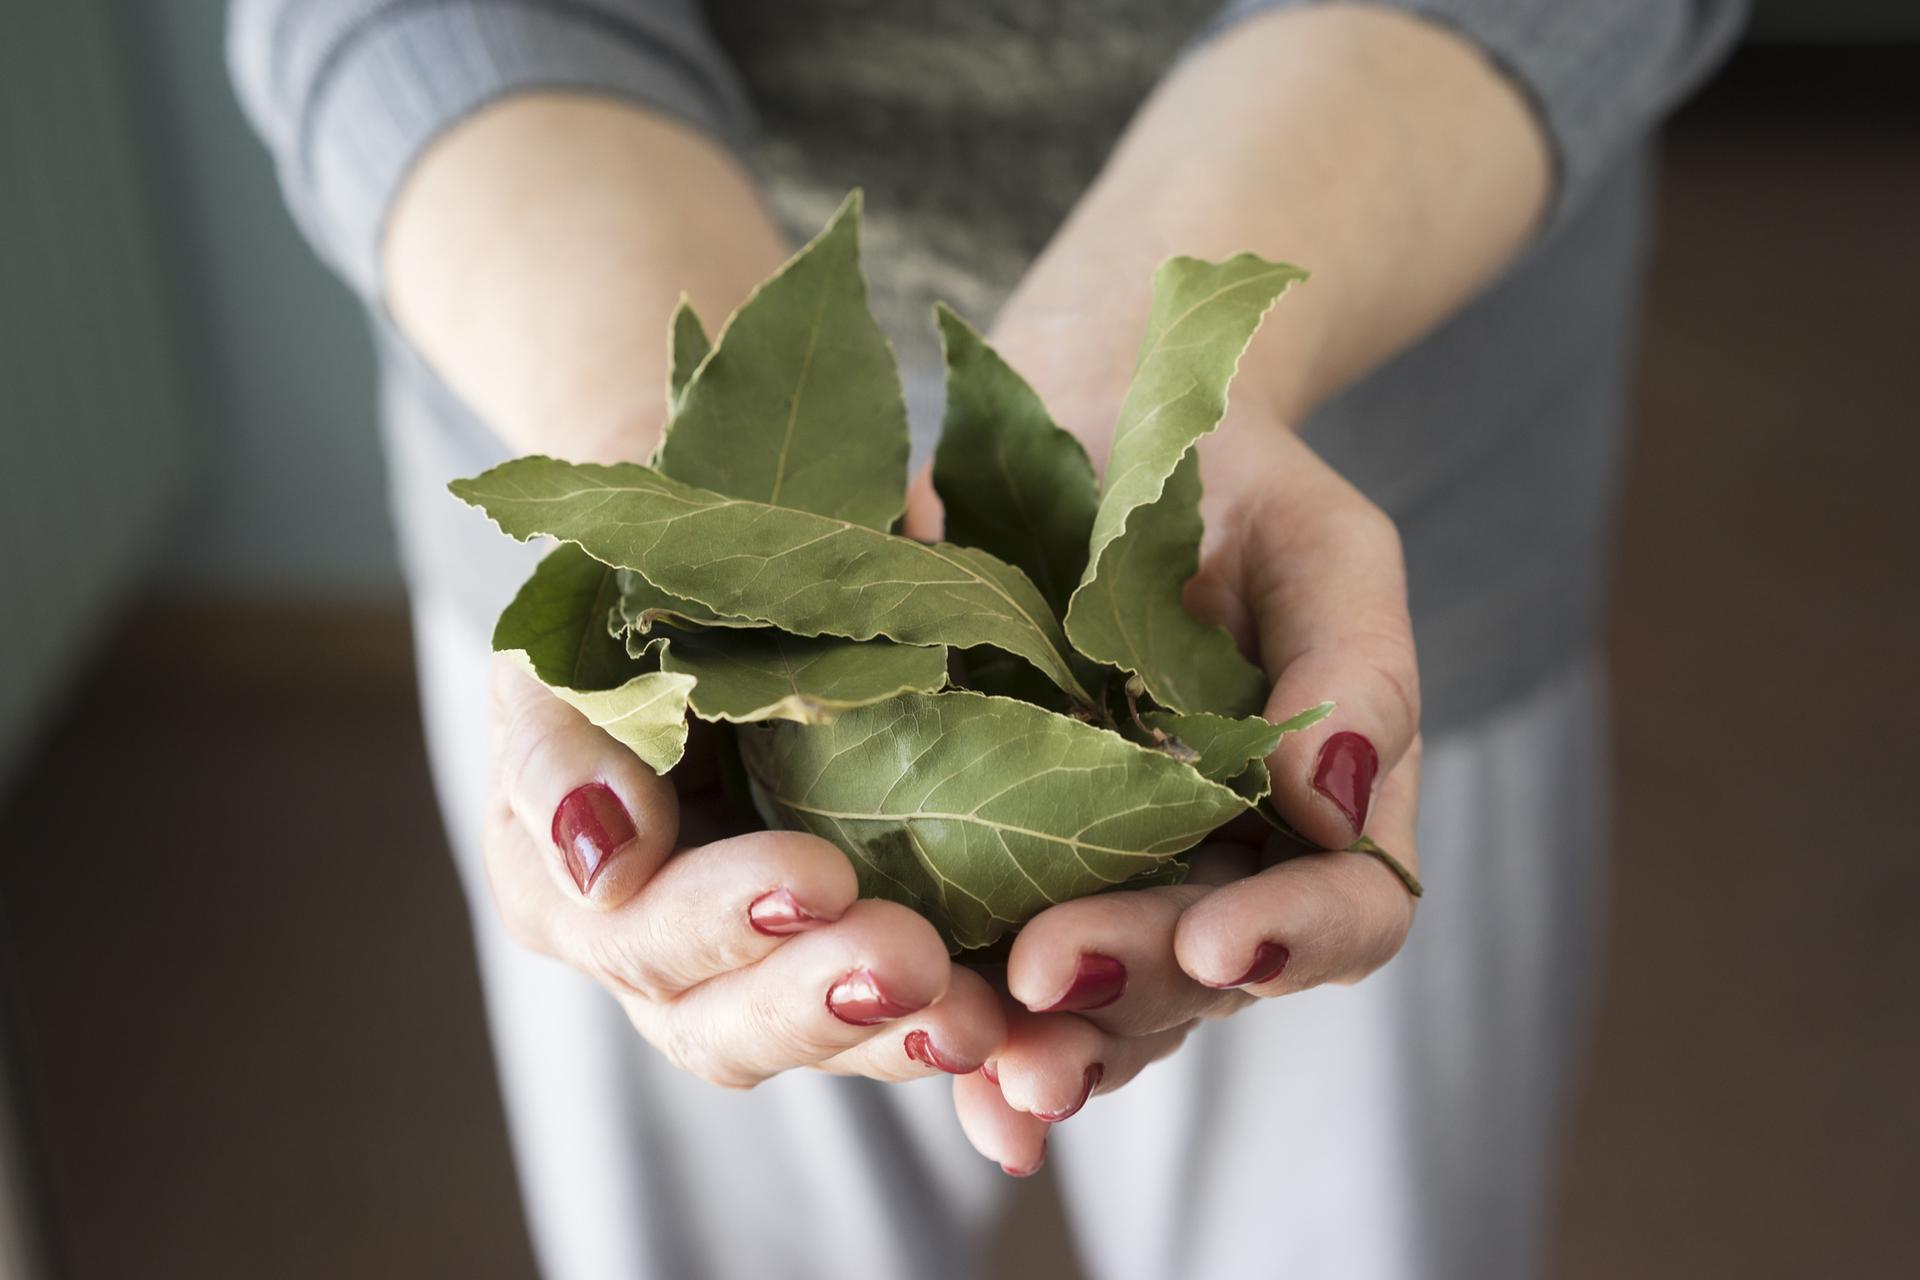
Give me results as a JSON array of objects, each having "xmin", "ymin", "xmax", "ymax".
[{"xmin": 1065, "ymin": 254, "xmax": 1305, "ymax": 717}]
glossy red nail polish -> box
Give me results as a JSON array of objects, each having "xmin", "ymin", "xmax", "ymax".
[
  {"xmin": 1313, "ymin": 731, "xmax": 1379, "ymax": 837},
  {"xmin": 1037, "ymin": 952, "xmax": 1127, "ymax": 1012},
  {"xmin": 1215, "ymin": 941, "xmax": 1290, "ymax": 989},
  {"xmin": 551, "ymin": 782, "xmax": 637, "ymax": 895},
  {"xmin": 979, "ymin": 1060, "xmax": 1000, "ymax": 1085},
  {"xmin": 748, "ymin": 888, "xmax": 828, "ymax": 936},
  {"xmin": 904, "ymin": 1030, "xmax": 972, "ymax": 1074},
  {"xmin": 826, "ymin": 969, "xmax": 921, "ymax": 1026},
  {"xmin": 1035, "ymin": 1063, "xmax": 1104, "ymax": 1123}
]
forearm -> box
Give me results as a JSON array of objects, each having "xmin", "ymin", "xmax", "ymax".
[
  {"xmin": 383, "ymin": 93, "xmax": 790, "ymax": 462},
  {"xmin": 998, "ymin": 4, "xmax": 1550, "ymax": 442}
]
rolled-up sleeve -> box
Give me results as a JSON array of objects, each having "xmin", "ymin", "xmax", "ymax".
[
  {"xmin": 228, "ymin": 0, "xmax": 753, "ymax": 298},
  {"xmin": 1209, "ymin": 0, "xmax": 1749, "ymax": 229}
]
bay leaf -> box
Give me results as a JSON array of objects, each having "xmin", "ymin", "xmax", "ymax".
[
  {"xmin": 496, "ymin": 541, "xmax": 633, "ymax": 691},
  {"xmin": 738, "ymin": 691, "xmax": 1250, "ymax": 951},
  {"xmin": 932, "ymin": 305, "xmax": 1098, "ymax": 617},
  {"xmin": 1142, "ymin": 700, "xmax": 1333, "ymax": 800},
  {"xmin": 611, "ymin": 567, "xmax": 751, "ymax": 645},
  {"xmin": 666, "ymin": 294, "xmax": 709, "ymax": 414},
  {"xmin": 493, "ymin": 543, "xmax": 694, "ymax": 772},
  {"xmin": 653, "ymin": 190, "xmax": 909, "ymax": 529},
  {"xmin": 652, "ymin": 629, "xmax": 948, "ymax": 725},
  {"xmin": 451, "ymin": 458, "xmax": 1094, "ymax": 704},
  {"xmin": 1064, "ymin": 254, "xmax": 1305, "ymax": 717},
  {"xmin": 534, "ymin": 663, "xmax": 697, "ymax": 774}
]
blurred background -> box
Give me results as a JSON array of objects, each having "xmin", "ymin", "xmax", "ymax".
[{"xmin": 1, "ymin": 2, "xmax": 1916, "ymax": 1277}]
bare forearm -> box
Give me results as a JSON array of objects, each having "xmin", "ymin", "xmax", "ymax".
[
  {"xmin": 383, "ymin": 94, "xmax": 789, "ymax": 462},
  {"xmin": 1000, "ymin": 4, "xmax": 1551, "ymax": 439}
]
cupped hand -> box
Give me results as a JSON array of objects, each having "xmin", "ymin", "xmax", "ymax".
[
  {"xmin": 483, "ymin": 656, "xmax": 1006, "ymax": 1089},
  {"xmin": 918, "ymin": 402, "xmax": 1424, "ymax": 1175}
]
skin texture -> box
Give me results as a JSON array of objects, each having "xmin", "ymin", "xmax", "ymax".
[{"xmin": 385, "ymin": 4, "xmax": 1548, "ymax": 1170}]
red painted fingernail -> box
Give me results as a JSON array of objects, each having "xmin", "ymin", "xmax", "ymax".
[
  {"xmin": 551, "ymin": 782, "xmax": 636, "ymax": 895},
  {"xmin": 748, "ymin": 888, "xmax": 828, "ymax": 936},
  {"xmin": 979, "ymin": 1060, "xmax": 1000, "ymax": 1085},
  {"xmin": 1313, "ymin": 731, "xmax": 1378, "ymax": 837},
  {"xmin": 1036, "ymin": 953, "xmax": 1128, "ymax": 1013},
  {"xmin": 904, "ymin": 1030, "xmax": 973, "ymax": 1074},
  {"xmin": 1035, "ymin": 1063, "xmax": 1104, "ymax": 1123},
  {"xmin": 1210, "ymin": 941, "xmax": 1290, "ymax": 989},
  {"xmin": 826, "ymin": 969, "xmax": 922, "ymax": 1026}
]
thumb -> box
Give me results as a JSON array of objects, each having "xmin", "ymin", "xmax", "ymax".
[
  {"xmin": 1240, "ymin": 439, "xmax": 1420, "ymax": 850},
  {"xmin": 489, "ymin": 654, "xmax": 680, "ymax": 909}
]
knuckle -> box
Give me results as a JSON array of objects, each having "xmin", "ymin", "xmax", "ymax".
[
  {"xmin": 653, "ymin": 1012, "xmax": 762, "ymax": 1090},
  {"xmin": 582, "ymin": 927, "xmax": 671, "ymax": 1004}
]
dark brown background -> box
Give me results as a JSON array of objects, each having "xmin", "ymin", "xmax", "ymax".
[{"xmin": 2, "ymin": 47, "xmax": 1916, "ymax": 1280}]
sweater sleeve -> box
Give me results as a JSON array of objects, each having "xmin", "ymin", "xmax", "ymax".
[
  {"xmin": 1206, "ymin": 0, "xmax": 1749, "ymax": 229},
  {"xmin": 227, "ymin": 0, "xmax": 754, "ymax": 299}
]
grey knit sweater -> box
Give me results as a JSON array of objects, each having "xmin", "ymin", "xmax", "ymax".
[{"xmin": 230, "ymin": 0, "xmax": 1745, "ymax": 732}]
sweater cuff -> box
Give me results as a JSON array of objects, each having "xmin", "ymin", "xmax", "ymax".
[
  {"xmin": 1206, "ymin": 0, "xmax": 1745, "ymax": 232},
  {"xmin": 287, "ymin": 3, "xmax": 754, "ymax": 298}
]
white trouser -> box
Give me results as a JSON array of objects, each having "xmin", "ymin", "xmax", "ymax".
[{"xmin": 411, "ymin": 589, "xmax": 1606, "ymax": 1280}]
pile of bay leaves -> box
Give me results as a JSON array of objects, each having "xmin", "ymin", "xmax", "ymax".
[{"xmin": 452, "ymin": 192, "xmax": 1350, "ymax": 953}]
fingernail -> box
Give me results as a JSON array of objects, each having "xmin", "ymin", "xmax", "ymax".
[
  {"xmin": 1036, "ymin": 952, "xmax": 1127, "ymax": 1013},
  {"xmin": 1313, "ymin": 731, "xmax": 1379, "ymax": 837},
  {"xmin": 826, "ymin": 969, "xmax": 922, "ymax": 1026},
  {"xmin": 748, "ymin": 888, "xmax": 829, "ymax": 936},
  {"xmin": 904, "ymin": 1030, "xmax": 973, "ymax": 1074},
  {"xmin": 551, "ymin": 782, "xmax": 636, "ymax": 895},
  {"xmin": 1034, "ymin": 1063, "xmax": 1104, "ymax": 1123},
  {"xmin": 979, "ymin": 1060, "xmax": 1000, "ymax": 1085},
  {"xmin": 1210, "ymin": 941, "xmax": 1290, "ymax": 989},
  {"xmin": 1001, "ymin": 1140, "xmax": 1047, "ymax": 1178}
]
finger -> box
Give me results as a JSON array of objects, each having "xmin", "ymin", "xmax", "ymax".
[
  {"xmin": 568, "ymin": 830, "xmax": 859, "ymax": 1001},
  {"xmin": 634, "ymin": 900, "xmax": 952, "ymax": 1088},
  {"xmin": 952, "ymin": 1068, "xmax": 1049, "ymax": 1178},
  {"xmin": 1235, "ymin": 436, "xmax": 1420, "ymax": 849},
  {"xmin": 491, "ymin": 654, "xmax": 678, "ymax": 908},
  {"xmin": 1175, "ymin": 739, "xmax": 1422, "ymax": 993},
  {"xmin": 817, "ymin": 965, "xmax": 1004, "ymax": 1081},
  {"xmin": 903, "ymin": 464, "xmax": 944, "ymax": 541},
  {"xmin": 1005, "ymin": 845, "xmax": 1255, "ymax": 1035},
  {"xmin": 990, "ymin": 1004, "xmax": 1195, "ymax": 1124}
]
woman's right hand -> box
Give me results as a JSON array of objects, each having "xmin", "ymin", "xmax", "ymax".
[{"xmin": 484, "ymin": 656, "xmax": 1006, "ymax": 1088}]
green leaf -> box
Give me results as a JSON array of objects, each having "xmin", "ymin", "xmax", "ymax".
[
  {"xmin": 1064, "ymin": 254, "xmax": 1306, "ymax": 717},
  {"xmin": 492, "ymin": 544, "xmax": 695, "ymax": 773},
  {"xmin": 1141, "ymin": 700, "xmax": 1333, "ymax": 800},
  {"xmin": 666, "ymin": 295, "xmax": 709, "ymax": 414},
  {"xmin": 653, "ymin": 191, "xmax": 908, "ymax": 529},
  {"xmin": 651, "ymin": 629, "xmax": 948, "ymax": 725},
  {"xmin": 738, "ymin": 692, "xmax": 1250, "ymax": 951},
  {"xmin": 933, "ymin": 305, "xmax": 1098, "ymax": 617},
  {"xmin": 451, "ymin": 457, "xmax": 1094, "ymax": 704},
  {"xmin": 529, "ymin": 660, "xmax": 697, "ymax": 774},
  {"xmin": 495, "ymin": 542, "xmax": 635, "ymax": 691},
  {"xmin": 611, "ymin": 568, "xmax": 750, "ymax": 644}
]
